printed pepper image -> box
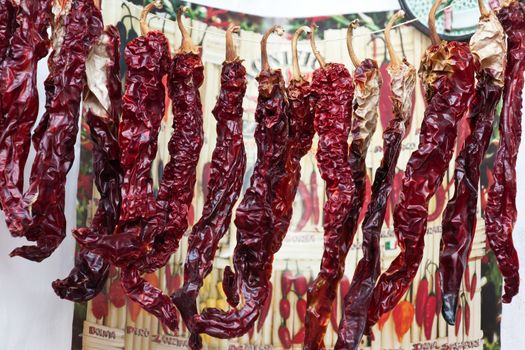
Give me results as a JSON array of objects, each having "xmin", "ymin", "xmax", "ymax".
[
  {"xmin": 304, "ymin": 23, "xmax": 357, "ymax": 350},
  {"xmin": 171, "ymin": 23, "xmax": 248, "ymax": 346},
  {"xmin": 334, "ymin": 11, "xmax": 416, "ymax": 349},
  {"xmin": 190, "ymin": 25, "xmax": 291, "ymax": 342},
  {"xmin": 5, "ymin": 0, "xmax": 103, "ymax": 262},
  {"xmin": 0, "ymin": 0, "xmax": 50, "ymax": 213},
  {"xmin": 366, "ymin": 0, "xmax": 478, "ymax": 330},
  {"xmin": 439, "ymin": 0, "xmax": 507, "ymax": 324},
  {"xmin": 52, "ymin": 24, "xmax": 123, "ymax": 302},
  {"xmin": 484, "ymin": 0, "xmax": 525, "ymax": 304}
]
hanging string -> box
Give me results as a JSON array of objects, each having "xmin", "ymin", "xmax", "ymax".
[{"xmin": 121, "ymin": 0, "xmax": 462, "ymax": 44}]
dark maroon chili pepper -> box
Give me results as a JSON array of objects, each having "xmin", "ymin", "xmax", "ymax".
[
  {"xmin": 334, "ymin": 12, "xmax": 416, "ymax": 350},
  {"xmin": 52, "ymin": 25, "xmax": 123, "ymax": 302},
  {"xmin": 0, "ymin": 0, "xmax": 50, "ymax": 211},
  {"xmin": 366, "ymin": 0, "xmax": 478, "ymax": 329},
  {"xmin": 4, "ymin": 0, "xmax": 102, "ymax": 262},
  {"xmin": 305, "ymin": 20, "xmax": 381, "ymax": 349},
  {"xmin": 304, "ymin": 24, "xmax": 357, "ymax": 350},
  {"xmin": 484, "ymin": 0, "xmax": 525, "ymax": 304},
  {"xmin": 171, "ymin": 23, "xmax": 247, "ymax": 339},
  {"xmin": 190, "ymin": 25, "xmax": 289, "ymax": 341},
  {"xmin": 439, "ymin": 3, "xmax": 507, "ymax": 325}
]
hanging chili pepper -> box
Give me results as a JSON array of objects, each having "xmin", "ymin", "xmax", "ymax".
[
  {"xmin": 366, "ymin": 0, "xmax": 478, "ymax": 330},
  {"xmin": 439, "ymin": 1, "xmax": 507, "ymax": 324},
  {"xmin": 73, "ymin": 2, "xmax": 171, "ymax": 266},
  {"xmin": 171, "ymin": 23, "xmax": 247, "ymax": 340},
  {"xmin": 334, "ymin": 12, "xmax": 416, "ymax": 350},
  {"xmin": 0, "ymin": 0, "xmax": 50, "ymax": 213},
  {"xmin": 4, "ymin": 0, "xmax": 102, "ymax": 262},
  {"xmin": 484, "ymin": 0, "xmax": 525, "ymax": 304},
  {"xmin": 190, "ymin": 25, "xmax": 290, "ymax": 341},
  {"xmin": 52, "ymin": 25, "xmax": 123, "ymax": 301},
  {"xmin": 304, "ymin": 24, "xmax": 357, "ymax": 350}
]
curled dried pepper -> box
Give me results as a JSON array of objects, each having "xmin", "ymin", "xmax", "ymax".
[
  {"xmin": 53, "ymin": 25, "xmax": 123, "ymax": 301},
  {"xmin": 304, "ymin": 24, "xmax": 357, "ymax": 350},
  {"xmin": 190, "ymin": 25, "xmax": 290, "ymax": 340},
  {"xmin": 366, "ymin": 0, "xmax": 478, "ymax": 329},
  {"xmin": 439, "ymin": 1, "xmax": 507, "ymax": 324},
  {"xmin": 334, "ymin": 12, "xmax": 416, "ymax": 349},
  {"xmin": 172, "ymin": 23, "xmax": 247, "ymax": 341},
  {"xmin": 0, "ymin": 0, "xmax": 50, "ymax": 212},
  {"xmin": 4, "ymin": 0, "xmax": 102, "ymax": 262},
  {"xmin": 484, "ymin": 0, "xmax": 525, "ymax": 304}
]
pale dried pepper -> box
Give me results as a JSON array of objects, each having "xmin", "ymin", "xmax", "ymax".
[
  {"xmin": 304, "ymin": 24, "xmax": 358, "ymax": 350},
  {"xmin": 366, "ymin": 0, "xmax": 478, "ymax": 329},
  {"xmin": 53, "ymin": 25, "xmax": 123, "ymax": 301},
  {"xmin": 439, "ymin": 2, "xmax": 507, "ymax": 324},
  {"xmin": 5, "ymin": 0, "xmax": 102, "ymax": 262},
  {"xmin": 172, "ymin": 24, "xmax": 248, "ymax": 345},
  {"xmin": 335, "ymin": 12, "xmax": 416, "ymax": 349},
  {"xmin": 484, "ymin": 0, "xmax": 525, "ymax": 304}
]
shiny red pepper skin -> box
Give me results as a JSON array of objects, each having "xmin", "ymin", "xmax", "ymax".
[
  {"xmin": 485, "ymin": 1, "xmax": 525, "ymax": 304},
  {"xmin": 366, "ymin": 41, "xmax": 477, "ymax": 328},
  {"xmin": 335, "ymin": 60, "xmax": 416, "ymax": 350},
  {"xmin": 52, "ymin": 26, "xmax": 123, "ymax": 302},
  {"xmin": 5, "ymin": 0, "xmax": 102, "ymax": 261},
  {"xmin": 191, "ymin": 69, "xmax": 290, "ymax": 339},
  {"xmin": 439, "ymin": 13, "xmax": 506, "ymax": 324},
  {"xmin": 0, "ymin": 0, "xmax": 50, "ymax": 210},
  {"xmin": 304, "ymin": 63, "xmax": 356, "ymax": 350},
  {"xmin": 172, "ymin": 59, "xmax": 247, "ymax": 338}
]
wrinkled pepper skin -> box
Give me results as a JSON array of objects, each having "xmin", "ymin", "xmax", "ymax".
[
  {"xmin": 6, "ymin": 0, "xmax": 102, "ymax": 262},
  {"xmin": 439, "ymin": 13, "xmax": 506, "ymax": 324},
  {"xmin": 133, "ymin": 52, "xmax": 204, "ymax": 272},
  {"xmin": 191, "ymin": 69, "xmax": 290, "ymax": 340},
  {"xmin": 73, "ymin": 31, "xmax": 171, "ymax": 265},
  {"xmin": 367, "ymin": 41, "xmax": 477, "ymax": 328},
  {"xmin": 304, "ymin": 63, "xmax": 357, "ymax": 350},
  {"xmin": 52, "ymin": 26, "xmax": 123, "ymax": 302},
  {"xmin": 335, "ymin": 61, "xmax": 416, "ymax": 350},
  {"xmin": 172, "ymin": 59, "xmax": 247, "ymax": 336},
  {"xmin": 0, "ymin": 0, "xmax": 50, "ymax": 212},
  {"xmin": 485, "ymin": 1, "xmax": 525, "ymax": 304}
]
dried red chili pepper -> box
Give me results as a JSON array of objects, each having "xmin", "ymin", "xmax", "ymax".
[
  {"xmin": 257, "ymin": 281, "xmax": 273, "ymax": 332},
  {"xmin": 484, "ymin": 0, "xmax": 525, "ymax": 304},
  {"xmin": 190, "ymin": 25, "xmax": 290, "ymax": 340},
  {"xmin": 53, "ymin": 25, "xmax": 123, "ymax": 301},
  {"xmin": 0, "ymin": 0, "xmax": 50, "ymax": 211},
  {"xmin": 334, "ymin": 12, "xmax": 416, "ymax": 349},
  {"xmin": 306, "ymin": 20, "xmax": 381, "ymax": 349},
  {"xmin": 171, "ymin": 23, "xmax": 247, "ymax": 338},
  {"xmin": 366, "ymin": 0, "xmax": 478, "ymax": 330},
  {"xmin": 439, "ymin": 2, "xmax": 506, "ymax": 324},
  {"xmin": 4, "ymin": 0, "xmax": 102, "ymax": 262}
]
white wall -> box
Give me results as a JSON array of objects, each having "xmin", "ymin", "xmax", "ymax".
[{"xmin": 0, "ymin": 58, "xmax": 77, "ymax": 350}]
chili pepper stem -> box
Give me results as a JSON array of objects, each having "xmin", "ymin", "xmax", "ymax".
[
  {"xmin": 478, "ymin": 0, "xmax": 490, "ymax": 17},
  {"xmin": 291, "ymin": 26, "xmax": 311, "ymax": 81},
  {"xmin": 225, "ymin": 23, "xmax": 240, "ymax": 63},
  {"xmin": 309, "ymin": 24, "xmax": 326, "ymax": 69},
  {"xmin": 346, "ymin": 20, "xmax": 361, "ymax": 67},
  {"xmin": 261, "ymin": 25, "xmax": 284, "ymax": 71},
  {"xmin": 139, "ymin": 0, "xmax": 162, "ymax": 36},
  {"xmin": 177, "ymin": 6, "xmax": 199, "ymax": 54},
  {"xmin": 385, "ymin": 11, "xmax": 405, "ymax": 69},
  {"xmin": 429, "ymin": 0, "xmax": 443, "ymax": 46}
]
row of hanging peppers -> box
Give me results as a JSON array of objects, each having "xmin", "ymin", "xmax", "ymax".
[{"xmin": 0, "ymin": 0, "xmax": 524, "ymax": 349}]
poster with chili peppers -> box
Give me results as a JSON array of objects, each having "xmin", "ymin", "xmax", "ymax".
[{"xmin": 67, "ymin": 1, "xmax": 510, "ymax": 349}]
